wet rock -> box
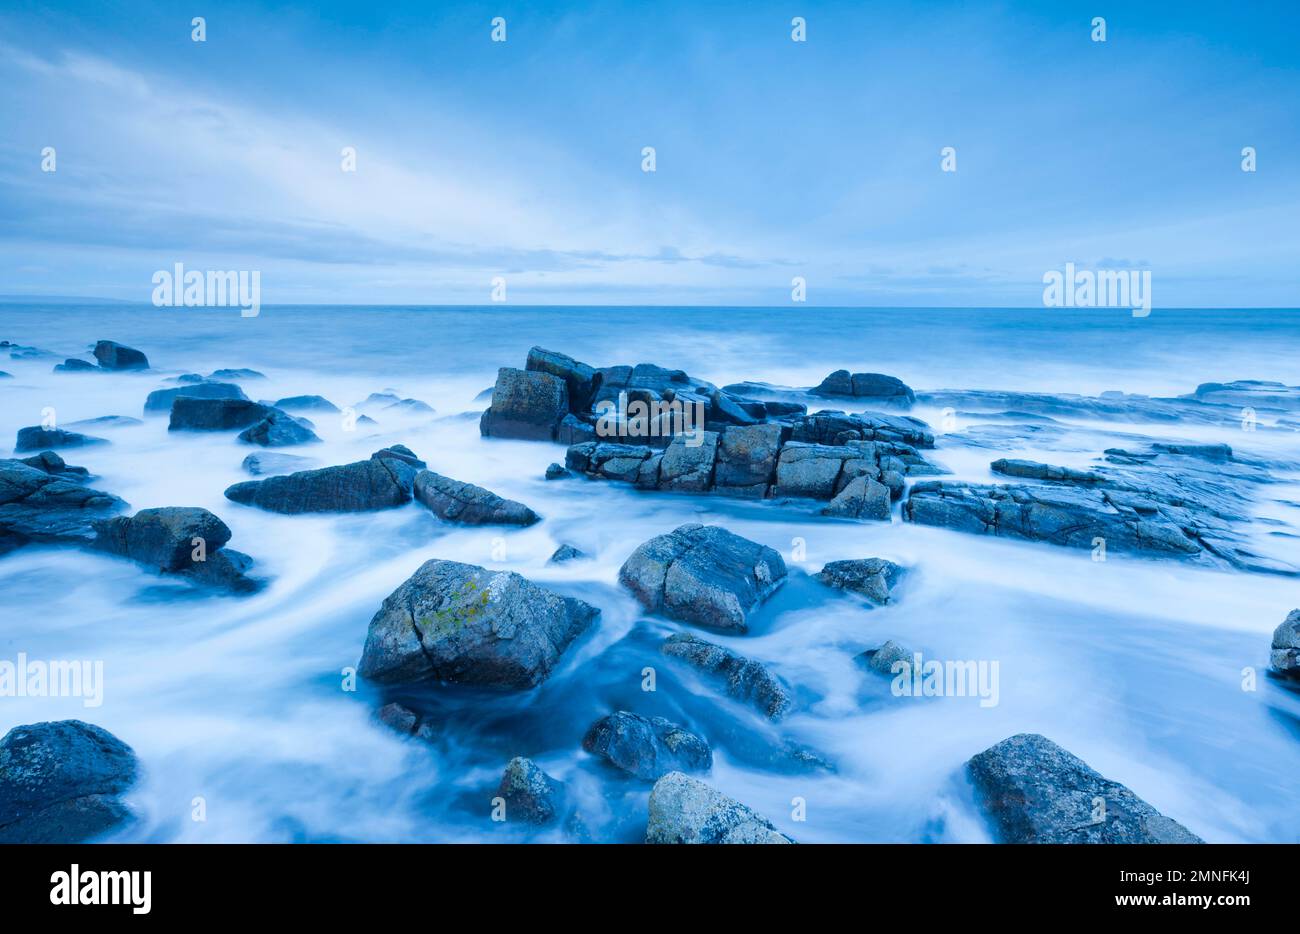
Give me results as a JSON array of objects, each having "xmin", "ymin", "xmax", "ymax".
[
  {"xmin": 375, "ymin": 702, "xmax": 436, "ymax": 741},
  {"xmin": 15, "ymin": 427, "xmax": 108, "ymax": 452},
  {"xmin": 714, "ymin": 423, "xmax": 785, "ymax": 494},
  {"xmin": 582, "ymin": 711, "xmax": 711, "ymax": 780},
  {"xmin": 385, "ymin": 398, "xmax": 435, "ymax": 415},
  {"xmin": 18, "ymin": 451, "xmax": 90, "ymax": 481},
  {"xmin": 662, "ymin": 633, "xmax": 792, "ymax": 719},
  {"xmin": 168, "ymin": 397, "xmax": 272, "ymax": 431},
  {"xmin": 813, "ymin": 370, "xmax": 915, "ymax": 408},
  {"xmin": 658, "ymin": 432, "xmax": 718, "ymax": 492},
  {"xmin": 237, "ymin": 409, "xmax": 321, "ymax": 447},
  {"xmin": 544, "ymin": 463, "xmax": 570, "ymax": 480},
  {"xmin": 645, "ymin": 771, "xmax": 793, "ymax": 844},
  {"xmin": 856, "ymin": 640, "xmax": 912, "ymax": 676},
  {"xmin": 66, "ymin": 415, "xmax": 142, "ymax": 430},
  {"xmin": 144, "ymin": 381, "xmax": 248, "ymax": 413},
  {"xmin": 274, "ymin": 395, "xmax": 339, "ymax": 413},
  {"xmin": 0, "ymin": 720, "xmax": 138, "ymax": 843},
  {"xmin": 991, "ymin": 458, "xmax": 1105, "ymax": 484},
  {"xmin": 0, "ymin": 460, "xmax": 125, "ymax": 553},
  {"xmin": 480, "ymin": 367, "xmax": 569, "ymax": 441},
  {"xmin": 1150, "ymin": 442, "xmax": 1232, "ymax": 461},
  {"xmin": 788, "ymin": 410, "xmax": 934, "ymax": 450},
  {"xmin": 225, "ymin": 446, "xmax": 424, "ymax": 513},
  {"xmin": 816, "ymin": 558, "xmax": 904, "ymax": 604},
  {"xmin": 93, "ymin": 340, "xmax": 148, "ymax": 371},
  {"xmin": 413, "ymin": 470, "xmax": 540, "ymax": 526},
  {"xmin": 54, "ymin": 358, "xmax": 97, "ymax": 373},
  {"xmin": 358, "ymin": 558, "xmax": 598, "ymax": 688},
  {"xmin": 1271, "ymin": 609, "xmax": 1300, "ymax": 679},
  {"xmin": 549, "ymin": 544, "xmax": 585, "ymax": 563},
  {"xmin": 526, "ymin": 347, "xmax": 602, "ymax": 413},
  {"xmin": 241, "ymin": 452, "xmax": 315, "ymax": 476},
  {"xmin": 496, "ymin": 756, "xmax": 567, "ymax": 824},
  {"xmin": 565, "ymin": 441, "xmax": 656, "ymax": 482},
  {"xmin": 92, "ymin": 506, "xmax": 259, "ymax": 592},
  {"xmin": 966, "ymin": 733, "xmax": 1202, "ymax": 843},
  {"xmin": 821, "ymin": 475, "xmax": 891, "ymax": 520},
  {"xmin": 1187, "ymin": 380, "xmax": 1300, "ymax": 412},
  {"xmin": 619, "ymin": 524, "xmax": 787, "ymax": 633},
  {"xmin": 210, "ymin": 368, "xmax": 265, "ymax": 381}
]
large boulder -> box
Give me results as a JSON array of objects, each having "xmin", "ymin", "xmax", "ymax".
[
  {"xmin": 821, "ymin": 475, "xmax": 891, "ymax": 520},
  {"xmin": 15, "ymin": 427, "xmax": 107, "ymax": 452},
  {"xmin": 815, "ymin": 558, "xmax": 904, "ymax": 604},
  {"xmin": 91, "ymin": 506, "xmax": 258, "ymax": 592},
  {"xmin": 1271, "ymin": 609, "xmax": 1300, "ymax": 679},
  {"xmin": 966, "ymin": 733, "xmax": 1202, "ymax": 844},
  {"xmin": 480, "ymin": 367, "xmax": 569, "ymax": 441},
  {"xmin": 93, "ymin": 340, "xmax": 149, "ymax": 371},
  {"xmin": 144, "ymin": 381, "xmax": 248, "ymax": 414},
  {"xmin": 413, "ymin": 471, "xmax": 539, "ymax": 526},
  {"xmin": 662, "ymin": 633, "xmax": 791, "ymax": 719},
  {"xmin": 526, "ymin": 347, "xmax": 602, "ymax": 413},
  {"xmin": 0, "ymin": 720, "xmax": 138, "ymax": 843},
  {"xmin": 168, "ymin": 397, "xmax": 272, "ymax": 431},
  {"xmin": 713, "ymin": 423, "xmax": 785, "ymax": 496},
  {"xmin": 657, "ymin": 432, "xmax": 718, "ymax": 492},
  {"xmin": 224, "ymin": 446, "xmax": 423, "ymax": 513},
  {"xmin": 0, "ymin": 460, "xmax": 125, "ymax": 553},
  {"xmin": 812, "ymin": 370, "xmax": 914, "ymax": 408},
  {"xmin": 645, "ymin": 771, "xmax": 793, "ymax": 844},
  {"xmin": 581, "ymin": 711, "xmax": 711, "ymax": 780},
  {"xmin": 358, "ymin": 559, "xmax": 598, "ymax": 689},
  {"xmin": 237, "ymin": 409, "xmax": 321, "ymax": 447},
  {"xmin": 619, "ymin": 524, "xmax": 787, "ymax": 632}
]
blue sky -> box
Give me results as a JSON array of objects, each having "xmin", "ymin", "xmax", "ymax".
[{"xmin": 1, "ymin": 0, "xmax": 1297, "ymax": 306}]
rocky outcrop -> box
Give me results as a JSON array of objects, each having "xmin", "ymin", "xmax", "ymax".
[
  {"xmin": 812, "ymin": 370, "xmax": 915, "ymax": 408},
  {"xmin": 15, "ymin": 427, "xmax": 108, "ymax": 452},
  {"xmin": 0, "ymin": 459, "xmax": 125, "ymax": 554},
  {"xmin": 581, "ymin": 711, "xmax": 711, "ymax": 780},
  {"xmin": 662, "ymin": 633, "xmax": 791, "ymax": 719},
  {"xmin": 967, "ymin": 733, "xmax": 1202, "ymax": 843},
  {"xmin": 413, "ymin": 471, "xmax": 539, "ymax": 526},
  {"xmin": 224, "ymin": 446, "xmax": 424, "ymax": 513},
  {"xmin": 544, "ymin": 463, "xmax": 569, "ymax": 480},
  {"xmin": 237, "ymin": 409, "xmax": 321, "ymax": 447},
  {"xmin": 0, "ymin": 720, "xmax": 138, "ymax": 843},
  {"xmin": 645, "ymin": 771, "xmax": 793, "ymax": 844},
  {"xmin": 480, "ymin": 367, "xmax": 571, "ymax": 441},
  {"xmin": 815, "ymin": 558, "xmax": 904, "ymax": 604},
  {"xmin": 92, "ymin": 506, "xmax": 259, "ymax": 592},
  {"xmin": 1271, "ymin": 609, "xmax": 1300, "ymax": 679},
  {"xmin": 619, "ymin": 524, "xmax": 787, "ymax": 632},
  {"xmin": 358, "ymin": 558, "xmax": 598, "ymax": 689},
  {"xmin": 144, "ymin": 381, "xmax": 248, "ymax": 413},
  {"xmin": 93, "ymin": 340, "xmax": 149, "ymax": 371}
]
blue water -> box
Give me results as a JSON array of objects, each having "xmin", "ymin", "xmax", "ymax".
[{"xmin": 2, "ymin": 303, "xmax": 1299, "ymax": 843}]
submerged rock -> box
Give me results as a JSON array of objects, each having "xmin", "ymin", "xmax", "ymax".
[
  {"xmin": 0, "ymin": 459, "xmax": 125, "ymax": 553},
  {"xmin": 375, "ymin": 702, "xmax": 436, "ymax": 741},
  {"xmin": 93, "ymin": 340, "xmax": 148, "ymax": 371},
  {"xmin": 496, "ymin": 757, "xmax": 567, "ymax": 825},
  {"xmin": 815, "ymin": 558, "xmax": 904, "ymax": 605},
  {"xmin": 92, "ymin": 506, "xmax": 259, "ymax": 592},
  {"xmin": 237, "ymin": 409, "xmax": 321, "ymax": 447},
  {"xmin": 662, "ymin": 633, "xmax": 791, "ymax": 719},
  {"xmin": 210, "ymin": 368, "xmax": 265, "ymax": 381},
  {"xmin": 358, "ymin": 558, "xmax": 598, "ymax": 688},
  {"xmin": 241, "ymin": 452, "xmax": 315, "ymax": 476},
  {"xmin": 15, "ymin": 426, "xmax": 107, "ymax": 452},
  {"xmin": 1271, "ymin": 609, "xmax": 1300, "ymax": 679},
  {"xmin": 54, "ymin": 358, "xmax": 97, "ymax": 373},
  {"xmin": 581, "ymin": 711, "xmax": 711, "ymax": 780},
  {"xmin": 544, "ymin": 463, "xmax": 570, "ymax": 480},
  {"xmin": 856, "ymin": 640, "xmax": 912, "ymax": 676},
  {"xmin": 549, "ymin": 544, "xmax": 585, "ymax": 564},
  {"xmin": 966, "ymin": 733, "xmax": 1202, "ymax": 844},
  {"xmin": 645, "ymin": 771, "xmax": 793, "ymax": 844},
  {"xmin": 0, "ymin": 720, "xmax": 138, "ymax": 843},
  {"xmin": 225, "ymin": 446, "xmax": 424, "ymax": 513},
  {"xmin": 812, "ymin": 370, "xmax": 915, "ymax": 408},
  {"xmin": 619, "ymin": 524, "xmax": 787, "ymax": 633},
  {"xmin": 990, "ymin": 458, "xmax": 1105, "ymax": 483},
  {"xmin": 413, "ymin": 470, "xmax": 539, "ymax": 526}
]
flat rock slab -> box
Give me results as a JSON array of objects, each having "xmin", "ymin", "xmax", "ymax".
[
  {"xmin": 619, "ymin": 523, "xmax": 787, "ymax": 632},
  {"xmin": 645, "ymin": 771, "xmax": 793, "ymax": 844},
  {"xmin": 966, "ymin": 733, "xmax": 1202, "ymax": 843},
  {"xmin": 358, "ymin": 558, "xmax": 598, "ymax": 689}
]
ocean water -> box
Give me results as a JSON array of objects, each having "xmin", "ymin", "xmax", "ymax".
[{"xmin": 2, "ymin": 303, "xmax": 1300, "ymax": 843}]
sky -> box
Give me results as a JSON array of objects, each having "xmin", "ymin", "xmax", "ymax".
[{"xmin": 0, "ymin": 0, "xmax": 1297, "ymax": 307}]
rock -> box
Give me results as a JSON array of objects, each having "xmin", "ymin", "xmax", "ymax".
[
  {"xmin": 480, "ymin": 367, "xmax": 569, "ymax": 441},
  {"xmin": 1270, "ymin": 609, "xmax": 1300, "ymax": 679},
  {"xmin": 241, "ymin": 452, "xmax": 314, "ymax": 476},
  {"xmin": 991, "ymin": 458, "xmax": 1105, "ymax": 483},
  {"xmin": 645, "ymin": 771, "xmax": 793, "ymax": 844},
  {"xmin": 66, "ymin": 415, "xmax": 142, "ymax": 430},
  {"xmin": 496, "ymin": 757, "xmax": 567, "ymax": 824},
  {"xmin": 237, "ymin": 409, "xmax": 321, "ymax": 447},
  {"xmin": 544, "ymin": 463, "xmax": 570, "ymax": 480},
  {"xmin": 788, "ymin": 410, "xmax": 934, "ymax": 449},
  {"xmin": 815, "ymin": 558, "xmax": 904, "ymax": 604},
  {"xmin": 0, "ymin": 720, "xmax": 138, "ymax": 843},
  {"xmin": 413, "ymin": 470, "xmax": 540, "ymax": 526},
  {"xmin": 358, "ymin": 558, "xmax": 598, "ymax": 688},
  {"xmin": 14, "ymin": 427, "xmax": 107, "ymax": 452},
  {"xmin": 144, "ymin": 381, "xmax": 248, "ymax": 413},
  {"xmin": 856, "ymin": 640, "xmax": 912, "ymax": 676},
  {"xmin": 18, "ymin": 451, "xmax": 89, "ymax": 481},
  {"xmin": 385, "ymin": 398, "xmax": 435, "ymax": 414},
  {"xmin": 658, "ymin": 432, "xmax": 718, "ymax": 492},
  {"xmin": 168, "ymin": 397, "xmax": 272, "ymax": 431},
  {"xmin": 581, "ymin": 711, "xmax": 711, "ymax": 780},
  {"xmin": 357, "ymin": 392, "xmax": 401, "ymax": 408},
  {"xmin": 821, "ymin": 475, "xmax": 891, "ymax": 520},
  {"xmin": 771, "ymin": 442, "xmax": 856, "ymax": 499},
  {"xmin": 275, "ymin": 395, "xmax": 339, "ymax": 413},
  {"xmin": 526, "ymin": 347, "xmax": 602, "ymax": 412},
  {"xmin": 619, "ymin": 524, "xmax": 787, "ymax": 633},
  {"xmin": 813, "ymin": 370, "xmax": 915, "ymax": 407},
  {"xmin": 565, "ymin": 441, "xmax": 655, "ymax": 482},
  {"xmin": 92, "ymin": 506, "xmax": 259, "ymax": 592},
  {"xmin": 210, "ymin": 368, "xmax": 265, "ymax": 380},
  {"xmin": 375, "ymin": 702, "xmax": 436, "ymax": 741},
  {"xmin": 966, "ymin": 733, "xmax": 1202, "ymax": 843},
  {"xmin": 662, "ymin": 633, "xmax": 792, "ymax": 719},
  {"xmin": 713, "ymin": 423, "xmax": 785, "ymax": 494},
  {"xmin": 92, "ymin": 340, "xmax": 148, "ymax": 371},
  {"xmin": 0, "ymin": 460, "xmax": 125, "ymax": 553},
  {"xmin": 549, "ymin": 544, "xmax": 585, "ymax": 564},
  {"xmin": 225, "ymin": 446, "xmax": 424, "ymax": 513},
  {"xmin": 1150, "ymin": 442, "xmax": 1232, "ymax": 461},
  {"xmin": 54, "ymin": 358, "xmax": 97, "ymax": 373}
]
